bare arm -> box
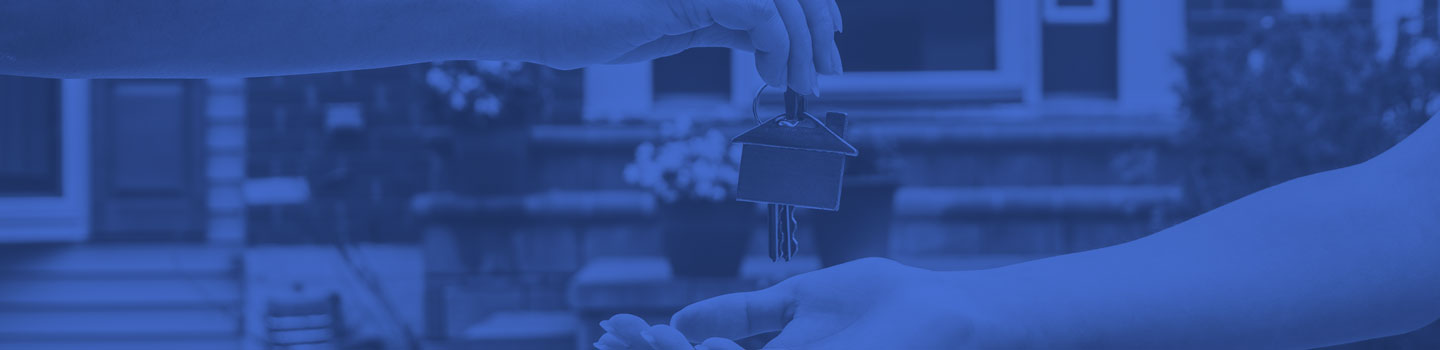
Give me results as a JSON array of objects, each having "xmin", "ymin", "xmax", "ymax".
[
  {"xmin": 0, "ymin": 0, "xmax": 842, "ymax": 95},
  {"xmin": 0, "ymin": 0, "xmax": 521, "ymax": 78},
  {"xmin": 957, "ymin": 118, "xmax": 1440, "ymax": 348}
]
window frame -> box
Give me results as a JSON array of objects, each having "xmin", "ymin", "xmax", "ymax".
[
  {"xmin": 1044, "ymin": 0, "xmax": 1113, "ymax": 24},
  {"xmin": 745, "ymin": 0, "xmax": 1043, "ymax": 105},
  {"xmin": 0, "ymin": 80, "xmax": 91, "ymax": 242},
  {"xmin": 581, "ymin": 0, "xmax": 1187, "ymax": 118}
]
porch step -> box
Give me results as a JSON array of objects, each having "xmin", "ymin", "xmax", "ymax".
[
  {"xmin": 0, "ymin": 336, "xmax": 242, "ymax": 350},
  {"xmin": 0, "ymin": 244, "xmax": 238, "ymax": 278},
  {"xmin": 0, "ymin": 308, "xmax": 239, "ymax": 337},
  {"xmin": 0, "ymin": 277, "xmax": 240, "ymax": 309},
  {"xmin": 0, "ymin": 244, "xmax": 244, "ymax": 349}
]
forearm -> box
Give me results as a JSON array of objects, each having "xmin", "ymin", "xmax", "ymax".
[
  {"xmin": 0, "ymin": 0, "xmax": 532, "ymax": 78},
  {"xmin": 952, "ymin": 154, "xmax": 1440, "ymax": 348}
]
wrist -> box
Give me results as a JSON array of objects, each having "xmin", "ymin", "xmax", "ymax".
[
  {"xmin": 417, "ymin": 0, "xmax": 539, "ymax": 62},
  {"xmin": 927, "ymin": 270, "xmax": 1039, "ymax": 348}
]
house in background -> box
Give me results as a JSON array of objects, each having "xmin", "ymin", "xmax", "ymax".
[{"xmin": 2, "ymin": 1, "xmax": 1438, "ymax": 349}]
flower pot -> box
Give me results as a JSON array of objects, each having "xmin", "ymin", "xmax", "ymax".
[
  {"xmin": 809, "ymin": 175, "xmax": 899, "ymax": 268},
  {"xmin": 452, "ymin": 126, "xmax": 531, "ymax": 195},
  {"xmin": 660, "ymin": 200, "xmax": 755, "ymax": 277}
]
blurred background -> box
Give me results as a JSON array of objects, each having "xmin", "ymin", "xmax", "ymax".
[{"xmin": 2, "ymin": 0, "xmax": 1439, "ymax": 349}]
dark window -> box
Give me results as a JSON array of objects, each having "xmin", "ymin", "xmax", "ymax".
[
  {"xmin": 1042, "ymin": 0, "xmax": 1119, "ymax": 98},
  {"xmin": 653, "ymin": 47, "xmax": 732, "ymax": 101},
  {"xmin": 0, "ymin": 76, "xmax": 62, "ymax": 196},
  {"xmin": 837, "ymin": 0, "xmax": 997, "ymax": 71},
  {"xmin": 1425, "ymin": 0, "xmax": 1437, "ymax": 38}
]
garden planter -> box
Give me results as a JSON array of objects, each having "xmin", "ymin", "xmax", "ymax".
[
  {"xmin": 809, "ymin": 175, "xmax": 899, "ymax": 268},
  {"xmin": 660, "ymin": 200, "xmax": 755, "ymax": 277},
  {"xmin": 452, "ymin": 126, "xmax": 531, "ymax": 195}
]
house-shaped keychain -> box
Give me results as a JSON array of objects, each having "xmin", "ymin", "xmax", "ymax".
[
  {"xmin": 732, "ymin": 107, "xmax": 858, "ymax": 209},
  {"xmin": 732, "ymin": 90, "xmax": 858, "ymax": 260}
]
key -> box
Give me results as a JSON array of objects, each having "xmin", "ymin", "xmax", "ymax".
[
  {"xmin": 786, "ymin": 206, "xmax": 798, "ymax": 260},
  {"xmin": 733, "ymin": 89, "xmax": 858, "ymax": 262},
  {"xmin": 768, "ymin": 203, "xmax": 779, "ymax": 261},
  {"xmin": 767, "ymin": 204, "xmax": 797, "ymax": 262}
]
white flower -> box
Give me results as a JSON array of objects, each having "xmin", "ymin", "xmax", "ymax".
[
  {"xmin": 655, "ymin": 142, "xmax": 687, "ymax": 170},
  {"xmin": 623, "ymin": 163, "xmax": 641, "ymax": 184},
  {"xmin": 624, "ymin": 123, "xmax": 739, "ymax": 203},
  {"xmin": 457, "ymin": 74, "xmax": 483, "ymax": 94},
  {"xmin": 473, "ymin": 95, "xmax": 502, "ymax": 117},
  {"xmin": 660, "ymin": 116, "xmax": 694, "ymax": 139},
  {"xmin": 448, "ymin": 90, "xmax": 466, "ymax": 111},
  {"xmin": 716, "ymin": 164, "xmax": 739, "ymax": 186},
  {"xmin": 1246, "ymin": 49, "xmax": 1266, "ymax": 74},
  {"xmin": 694, "ymin": 129, "xmax": 727, "ymax": 161},
  {"xmin": 426, "ymin": 66, "xmax": 453, "ymax": 92},
  {"xmin": 635, "ymin": 142, "xmax": 656, "ymax": 162},
  {"xmin": 675, "ymin": 167, "xmax": 693, "ymax": 188},
  {"xmin": 1406, "ymin": 38, "xmax": 1438, "ymax": 68}
]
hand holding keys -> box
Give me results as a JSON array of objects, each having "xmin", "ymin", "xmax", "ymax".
[{"xmin": 732, "ymin": 89, "xmax": 857, "ymax": 261}]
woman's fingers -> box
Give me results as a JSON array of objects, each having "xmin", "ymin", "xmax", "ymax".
[
  {"xmin": 602, "ymin": 314, "xmax": 657, "ymax": 350},
  {"xmin": 797, "ymin": 0, "xmax": 842, "ymax": 75},
  {"xmin": 641, "ymin": 324, "xmax": 695, "ymax": 350},
  {"xmin": 596, "ymin": 333, "xmax": 630, "ymax": 350},
  {"xmin": 670, "ymin": 283, "xmax": 798, "ymax": 342},
  {"xmin": 828, "ymin": 0, "xmax": 843, "ymax": 32},
  {"xmin": 649, "ymin": 0, "xmax": 840, "ymax": 93},
  {"xmin": 609, "ymin": 26, "xmax": 754, "ymax": 64},
  {"xmin": 703, "ymin": 0, "xmax": 790, "ymax": 89},
  {"xmin": 770, "ymin": 0, "xmax": 818, "ymax": 95},
  {"xmin": 698, "ymin": 337, "xmax": 746, "ymax": 350}
]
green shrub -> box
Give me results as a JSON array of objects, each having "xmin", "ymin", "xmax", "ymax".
[{"xmin": 1177, "ymin": 15, "xmax": 1439, "ymax": 210}]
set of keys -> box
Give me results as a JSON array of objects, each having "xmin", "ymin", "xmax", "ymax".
[{"xmin": 732, "ymin": 88, "xmax": 858, "ymax": 262}]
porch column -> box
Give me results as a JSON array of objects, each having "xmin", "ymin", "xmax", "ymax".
[
  {"xmin": 205, "ymin": 78, "xmax": 247, "ymax": 244},
  {"xmin": 1118, "ymin": 0, "xmax": 1185, "ymax": 114}
]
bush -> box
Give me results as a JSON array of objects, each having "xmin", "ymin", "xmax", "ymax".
[{"xmin": 1177, "ymin": 15, "xmax": 1439, "ymax": 211}]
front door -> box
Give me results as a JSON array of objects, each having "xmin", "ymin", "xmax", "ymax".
[{"xmin": 90, "ymin": 80, "xmax": 207, "ymax": 241}]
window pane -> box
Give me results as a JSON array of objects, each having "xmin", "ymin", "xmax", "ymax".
[
  {"xmin": 653, "ymin": 47, "xmax": 731, "ymax": 100},
  {"xmin": 0, "ymin": 76, "xmax": 61, "ymax": 196},
  {"xmin": 836, "ymin": 0, "xmax": 996, "ymax": 72}
]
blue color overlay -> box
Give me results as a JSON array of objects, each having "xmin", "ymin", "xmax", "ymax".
[{"xmin": 1, "ymin": 0, "xmax": 1438, "ymax": 349}]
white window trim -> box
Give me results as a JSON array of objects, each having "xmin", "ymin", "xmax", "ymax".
[
  {"xmin": 0, "ymin": 79, "xmax": 90, "ymax": 242},
  {"xmin": 1044, "ymin": 0, "xmax": 1113, "ymax": 24},
  {"xmin": 744, "ymin": 0, "xmax": 1042, "ymax": 105}
]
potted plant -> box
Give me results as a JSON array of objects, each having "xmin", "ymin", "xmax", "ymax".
[
  {"xmin": 808, "ymin": 136, "xmax": 901, "ymax": 268},
  {"xmin": 624, "ymin": 117, "xmax": 753, "ymax": 277},
  {"xmin": 425, "ymin": 61, "xmax": 555, "ymax": 195}
]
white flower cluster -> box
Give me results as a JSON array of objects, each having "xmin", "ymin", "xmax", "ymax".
[
  {"xmin": 424, "ymin": 61, "xmax": 524, "ymax": 118},
  {"xmin": 623, "ymin": 116, "xmax": 744, "ymax": 203}
]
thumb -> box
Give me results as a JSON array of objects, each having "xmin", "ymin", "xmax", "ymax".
[{"xmin": 670, "ymin": 283, "xmax": 797, "ymax": 343}]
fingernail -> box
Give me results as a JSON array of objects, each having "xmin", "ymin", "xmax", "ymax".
[
  {"xmin": 640, "ymin": 330, "xmax": 657, "ymax": 345},
  {"xmin": 599, "ymin": 333, "xmax": 630, "ymax": 348},
  {"xmin": 598, "ymin": 320, "xmax": 615, "ymax": 333}
]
